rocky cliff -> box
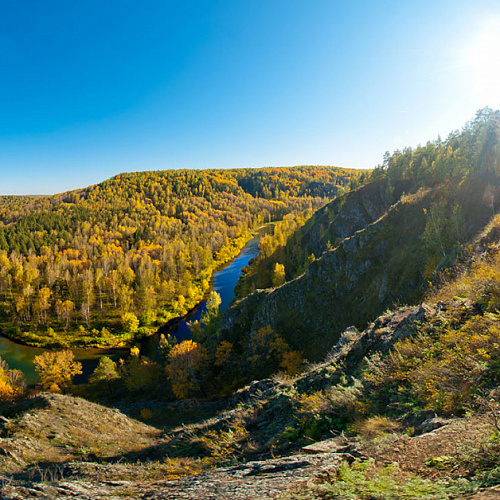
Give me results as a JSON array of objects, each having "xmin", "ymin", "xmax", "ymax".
[
  {"xmin": 221, "ymin": 178, "xmax": 493, "ymax": 361},
  {"xmin": 280, "ymin": 177, "xmax": 403, "ymax": 276}
]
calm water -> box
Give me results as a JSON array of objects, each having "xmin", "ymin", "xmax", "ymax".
[
  {"xmin": 0, "ymin": 336, "xmax": 127, "ymax": 386},
  {"xmin": 140, "ymin": 229, "xmax": 264, "ymax": 355},
  {"xmin": 0, "ymin": 229, "xmax": 265, "ymax": 385}
]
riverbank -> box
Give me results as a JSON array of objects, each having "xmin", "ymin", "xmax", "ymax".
[
  {"xmin": 140, "ymin": 225, "xmax": 271, "ymax": 355},
  {"xmin": 0, "ymin": 225, "xmax": 271, "ymax": 384},
  {"xmin": 0, "ymin": 227, "xmax": 259, "ymax": 349}
]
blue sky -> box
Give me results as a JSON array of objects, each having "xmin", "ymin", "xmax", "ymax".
[{"xmin": 1, "ymin": 0, "xmax": 500, "ymax": 195}]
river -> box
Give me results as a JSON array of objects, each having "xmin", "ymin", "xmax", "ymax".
[{"xmin": 0, "ymin": 228, "xmax": 265, "ymax": 385}]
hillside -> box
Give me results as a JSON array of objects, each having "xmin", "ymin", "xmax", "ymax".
[
  {"xmin": 219, "ymin": 109, "xmax": 500, "ymax": 365},
  {"xmin": 9, "ymin": 213, "xmax": 500, "ymax": 496},
  {"xmin": 3, "ymin": 295, "xmax": 500, "ymax": 498},
  {"xmin": 0, "ymin": 166, "xmax": 358, "ymax": 349},
  {"xmin": 221, "ymin": 177, "xmax": 494, "ymax": 362}
]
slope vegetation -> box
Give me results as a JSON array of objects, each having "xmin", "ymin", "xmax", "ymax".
[
  {"xmin": 220, "ymin": 108, "xmax": 500, "ymax": 363},
  {"xmin": 4, "ymin": 110, "xmax": 500, "ymax": 498}
]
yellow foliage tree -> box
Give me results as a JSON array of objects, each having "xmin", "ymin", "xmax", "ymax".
[
  {"xmin": 121, "ymin": 312, "xmax": 139, "ymax": 333},
  {"xmin": 34, "ymin": 350, "xmax": 82, "ymax": 392},
  {"xmin": 280, "ymin": 350, "xmax": 303, "ymax": 375},
  {"xmin": 214, "ymin": 341, "xmax": 234, "ymax": 367},
  {"xmin": 0, "ymin": 366, "xmax": 14, "ymax": 400},
  {"xmin": 272, "ymin": 263, "xmax": 286, "ymax": 287},
  {"xmin": 0, "ymin": 357, "xmax": 26, "ymax": 400},
  {"xmin": 247, "ymin": 326, "xmax": 289, "ymax": 377},
  {"xmin": 166, "ymin": 340, "xmax": 208, "ymax": 398}
]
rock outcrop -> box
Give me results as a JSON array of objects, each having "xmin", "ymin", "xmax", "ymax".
[
  {"xmin": 221, "ymin": 185, "xmax": 433, "ymax": 360},
  {"xmin": 1, "ymin": 453, "xmax": 346, "ymax": 499},
  {"xmin": 0, "ymin": 393, "xmax": 160, "ymax": 473}
]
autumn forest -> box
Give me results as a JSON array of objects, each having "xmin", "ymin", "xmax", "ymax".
[{"xmin": 0, "ymin": 166, "xmax": 358, "ymax": 349}]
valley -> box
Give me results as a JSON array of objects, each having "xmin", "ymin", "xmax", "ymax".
[
  {"xmin": 2, "ymin": 110, "xmax": 500, "ymax": 498},
  {"xmin": 0, "ymin": 166, "xmax": 357, "ymax": 350},
  {"xmin": 5, "ymin": 2, "xmax": 500, "ymax": 497}
]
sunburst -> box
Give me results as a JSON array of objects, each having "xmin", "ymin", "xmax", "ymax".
[{"xmin": 462, "ymin": 18, "xmax": 500, "ymax": 108}]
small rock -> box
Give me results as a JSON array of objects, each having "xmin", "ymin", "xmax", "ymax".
[
  {"xmin": 418, "ymin": 417, "xmax": 451, "ymax": 434},
  {"xmin": 302, "ymin": 437, "xmax": 349, "ymax": 454}
]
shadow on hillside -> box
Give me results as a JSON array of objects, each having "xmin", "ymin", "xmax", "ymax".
[{"xmin": 0, "ymin": 394, "xmax": 50, "ymax": 419}]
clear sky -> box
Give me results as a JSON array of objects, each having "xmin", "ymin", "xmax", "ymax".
[{"xmin": 1, "ymin": 0, "xmax": 500, "ymax": 195}]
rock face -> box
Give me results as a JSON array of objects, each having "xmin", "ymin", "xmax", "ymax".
[
  {"xmin": 221, "ymin": 183, "xmax": 433, "ymax": 361},
  {"xmin": 326, "ymin": 303, "xmax": 433, "ymax": 369},
  {"xmin": 1, "ymin": 453, "xmax": 345, "ymax": 500},
  {"xmin": 284, "ymin": 178, "xmax": 397, "ymax": 266},
  {"xmin": 290, "ymin": 302, "xmax": 435, "ymax": 394}
]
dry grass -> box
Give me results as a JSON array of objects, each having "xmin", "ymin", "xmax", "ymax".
[{"xmin": 353, "ymin": 415, "xmax": 400, "ymax": 440}]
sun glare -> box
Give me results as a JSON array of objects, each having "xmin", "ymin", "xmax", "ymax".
[{"xmin": 462, "ymin": 18, "xmax": 500, "ymax": 108}]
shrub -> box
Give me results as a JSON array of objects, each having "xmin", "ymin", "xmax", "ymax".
[
  {"xmin": 199, "ymin": 422, "xmax": 249, "ymax": 462},
  {"xmin": 297, "ymin": 378, "xmax": 365, "ymax": 435},
  {"xmin": 363, "ymin": 314, "xmax": 500, "ymax": 414},
  {"xmin": 299, "ymin": 378, "xmax": 364, "ymax": 419},
  {"xmin": 121, "ymin": 312, "xmax": 139, "ymax": 333}
]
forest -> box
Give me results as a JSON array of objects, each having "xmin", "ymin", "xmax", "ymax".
[{"xmin": 0, "ymin": 166, "xmax": 358, "ymax": 348}]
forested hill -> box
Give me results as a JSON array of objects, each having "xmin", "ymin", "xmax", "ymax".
[
  {"xmin": 0, "ymin": 166, "xmax": 359, "ymax": 348},
  {"xmin": 220, "ymin": 108, "xmax": 500, "ymax": 363}
]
